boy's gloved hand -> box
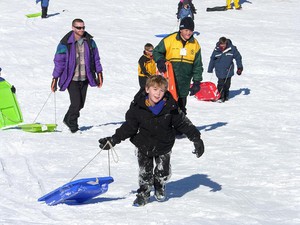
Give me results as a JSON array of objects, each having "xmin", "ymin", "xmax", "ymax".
[
  {"xmin": 189, "ymin": 81, "xmax": 201, "ymax": 96},
  {"xmin": 157, "ymin": 59, "xmax": 167, "ymax": 73},
  {"xmin": 99, "ymin": 137, "xmax": 116, "ymax": 150},
  {"xmin": 192, "ymin": 139, "xmax": 205, "ymax": 158},
  {"xmin": 51, "ymin": 78, "xmax": 58, "ymax": 92},
  {"xmin": 237, "ymin": 68, "xmax": 243, "ymax": 75}
]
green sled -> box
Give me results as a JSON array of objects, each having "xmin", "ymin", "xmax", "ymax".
[
  {"xmin": 18, "ymin": 123, "xmax": 57, "ymax": 133},
  {"xmin": 26, "ymin": 12, "xmax": 42, "ymax": 18},
  {"xmin": 0, "ymin": 79, "xmax": 23, "ymax": 128}
]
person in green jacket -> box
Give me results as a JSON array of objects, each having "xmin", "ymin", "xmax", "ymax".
[{"xmin": 153, "ymin": 17, "xmax": 203, "ymax": 115}]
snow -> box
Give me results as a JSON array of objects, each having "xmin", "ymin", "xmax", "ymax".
[{"xmin": 0, "ymin": 0, "xmax": 300, "ymax": 224}]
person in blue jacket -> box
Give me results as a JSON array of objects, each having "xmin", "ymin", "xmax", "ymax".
[
  {"xmin": 177, "ymin": 0, "xmax": 194, "ymax": 21},
  {"xmin": 207, "ymin": 37, "xmax": 243, "ymax": 102},
  {"xmin": 36, "ymin": 0, "xmax": 49, "ymax": 18}
]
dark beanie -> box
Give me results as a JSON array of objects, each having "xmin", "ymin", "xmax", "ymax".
[{"xmin": 179, "ymin": 17, "xmax": 194, "ymax": 31}]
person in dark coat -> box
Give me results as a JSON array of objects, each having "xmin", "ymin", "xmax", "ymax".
[
  {"xmin": 51, "ymin": 18, "xmax": 103, "ymax": 133},
  {"xmin": 98, "ymin": 76, "xmax": 204, "ymax": 207},
  {"xmin": 207, "ymin": 37, "xmax": 243, "ymax": 102}
]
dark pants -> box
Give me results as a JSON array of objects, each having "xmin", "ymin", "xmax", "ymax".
[
  {"xmin": 178, "ymin": 97, "xmax": 187, "ymax": 115},
  {"xmin": 138, "ymin": 76, "xmax": 148, "ymax": 89},
  {"xmin": 136, "ymin": 151, "xmax": 171, "ymax": 194},
  {"xmin": 217, "ymin": 77, "xmax": 231, "ymax": 100},
  {"xmin": 41, "ymin": 7, "xmax": 48, "ymax": 18},
  {"xmin": 64, "ymin": 80, "xmax": 88, "ymax": 131}
]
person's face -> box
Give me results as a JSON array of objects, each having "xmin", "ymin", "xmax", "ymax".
[
  {"xmin": 145, "ymin": 48, "xmax": 153, "ymax": 56},
  {"xmin": 146, "ymin": 84, "xmax": 166, "ymax": 105},
  {"xmin": 180, "ymin": 29, "xmax": 193, "ymax": 41},
  {"xmin": 219, "ymin": 43, "xmax": 226, "ymax": 51},
  {"xmin": 72, "ymin": 22, "xmax": 85, "ymax": 37}
]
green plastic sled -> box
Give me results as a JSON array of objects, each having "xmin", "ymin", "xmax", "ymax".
[
  {"xmin": 0, "ymin": 79, "xmax": 23, "ymax": 128},
  {"xmin": 26, "ymin": 12, "xmax": 42, "ymax": 18},
  {"xmin": 18, "ymin": 123, "xmax": 57, "ymax": 133},
  {"xmin": 19, "ymin": 123, "xmax": 57, "ymax": 133}
]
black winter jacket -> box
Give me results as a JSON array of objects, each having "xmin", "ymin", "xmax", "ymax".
[{"xmin": 112, "ymin": 90, "xmax": 201, "ymax": 156}]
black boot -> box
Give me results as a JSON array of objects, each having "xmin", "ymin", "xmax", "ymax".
[
  {"xmin": 133, "ymin": 192, "xmax": 150, "ymax": 207},
  {"xmin": 154, "ymin": 185, "xmax": 166, "ymax": 201},
  {"xmin": 41, "ymin": 7, "xmax": 48, "ymax": 18},
  {"xmin": 154, "ymin": 178, "xmax": 166, "ymax": 201},
  {"xmin": 133, "ymin": 185, "xmax": 151, "ymax": 207}
]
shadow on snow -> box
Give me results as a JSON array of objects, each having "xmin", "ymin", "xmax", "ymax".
[{"xmin": 167, "ymin": 174, "xmax": 222, "ymax": 199}]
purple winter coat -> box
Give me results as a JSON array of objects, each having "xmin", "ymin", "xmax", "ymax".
[{"xmin": 52, "ymin": 31, "xmax": 103, "ymax": 91}]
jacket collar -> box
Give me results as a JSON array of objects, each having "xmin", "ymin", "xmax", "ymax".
[{"xmin": 60, "ymin": 31, "xmax": 94, "ymax": 45}]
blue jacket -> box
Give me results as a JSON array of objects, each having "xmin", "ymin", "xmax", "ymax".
[
  {"xmin": 36, "ymin": 0, "xmax": 49, "ymax": 7},
  {"xmin": 178, "ymin": 6, "xmax": 194, "ymax": 20},
  {"xmin": 207, "ymin": 39, "xmax": 243, "ymax": 79}
]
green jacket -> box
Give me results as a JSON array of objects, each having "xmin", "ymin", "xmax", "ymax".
[{"xmin": 153, "ymin": 32, "xmax": 203, "ymax": 97}]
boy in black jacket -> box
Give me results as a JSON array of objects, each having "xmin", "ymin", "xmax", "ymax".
[{"xmin": 99, "ymin": 76, "xmax": 204, "ymax": 206}]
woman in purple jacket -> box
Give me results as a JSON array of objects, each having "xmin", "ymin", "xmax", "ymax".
[{"xmin": 51, "ymin": 18, "xmax": 103, "ymax": 133}]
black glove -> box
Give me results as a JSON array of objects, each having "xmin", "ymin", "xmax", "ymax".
[
  {"xmin": 157, "ymin": 59, "xmax": 166, "ymax": 73},
  {"xmin": 189, "ymin": 81, "xmax": 201, "ymax": 96},
  {"xmin": 51, "ymin": 78, "xmax": 58, "ymax": 92},
  {"xmin": 237, "ymin": 68, "xmax": 243, "ymax": 75},
  {"xmin": 99, "ymin": 137, "xmax": 116, "ymax": 150},
  {"xmin": 193, "ymin": 139, "xmax": 205, "ymax": 158},
  {"xmin": 11, "ymin": 85, "xmax": 16, "ymax": 93}
]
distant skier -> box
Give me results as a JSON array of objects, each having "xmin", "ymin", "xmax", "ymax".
[
  {"xmin": 207, "ymin": 37, "xmax": 243, "ymax": 102},
  {"xmin": 98, "ymin": 76, "xmax": 204, "ymax": 207},
  {"xmin": 177, "ymin": 0, "xmax": 197, "ymax": 19},
  {"xmin": 36, "ymin": 0, "xmax": 50, "ymax": 18},
  {"xmin": 226, "ymin": 0, "xmax": 242, "ymax": 10},
  {"xmin": 177, "ymin": 0, "xmax": 194, "ymax": 21}
]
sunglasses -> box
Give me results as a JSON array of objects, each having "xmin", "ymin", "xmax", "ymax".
[
  {"xmin": 73, "ymin": 26, "xmax": 85, "ymax": 30},
  {"xmin": 146, "ymin": 49, "xmax": 153, "ymax": 52}
]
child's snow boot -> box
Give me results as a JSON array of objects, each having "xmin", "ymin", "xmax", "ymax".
[
  {"xmin": 154, "ymin": 186, "xmax": 166, "ymax": 201},
  {"xmin": 133, "ymin": 192, "xmax": 150, "ymax": 207}
]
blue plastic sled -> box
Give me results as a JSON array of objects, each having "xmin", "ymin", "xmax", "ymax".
[
  {"xmin": 155, "ymin": 31, "xmax": 200, "ymax": 38},
  {"xmin": 38, "ymin": 176, "xmax": 114, "ymax": 206}
]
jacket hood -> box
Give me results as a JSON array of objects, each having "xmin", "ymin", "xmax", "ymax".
[{"xmin": 215, "ymin": 39, "xmax": 233, "ymax": 48}]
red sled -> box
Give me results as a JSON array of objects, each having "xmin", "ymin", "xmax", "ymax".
[{"xmin": 194, "ymin": 81, "xmax": 220, "ymax": 101}]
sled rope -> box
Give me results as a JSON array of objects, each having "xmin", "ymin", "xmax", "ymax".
[
  {"xmin": 70, "ymin": 141, "xmax": 119, "ymax": 182},
  {"xmin": 54, "ymin": 92, "xmax": 57, "ymax": 125},
  {"xmin": 32, "ymin": 91, "xmax": 53, "ymax": 123},
  {"xmin": 107, "ymin": 141, "xmax": 119, "ymax": 176},
  {"xmin": 0, "ymin": 112, "xmax": 22, "ymax": 124}
]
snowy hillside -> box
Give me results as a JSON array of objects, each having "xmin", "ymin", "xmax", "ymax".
[{"xmin": 0, "ymin": 0, "xmax": 300, "ymax": 224}]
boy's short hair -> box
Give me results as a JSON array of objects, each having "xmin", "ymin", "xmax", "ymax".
[
  {"xmin": 144, "ymin": 43, "xmax": 154, "ymax": 51},
  {"xmin": 219, "ymin": 37, "xmax": 227, "ymax": 44},
  {"xmin": 146, "ymin": 75, "xmax": 168, "ymax": 91},
  {"xmin": 72, "ymin": 18, "xmax": 84, "ymax": 26}
]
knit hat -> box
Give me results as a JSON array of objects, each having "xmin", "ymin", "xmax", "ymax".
[
  {"xmin": 179, "ymin": 17, "xmax": 194, "ymax": 31},
  {"xmin": 183, "ymin": 0, "xmax": 189, "ymax": 5}
]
